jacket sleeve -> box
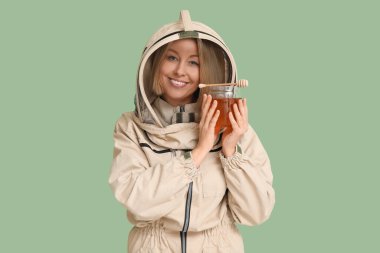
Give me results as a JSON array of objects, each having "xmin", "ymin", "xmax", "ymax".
[
  {"xmin": 219, "ymin": 125, "xmax": 275, "ymax": 226},
  {"xmin": 108, "ymin": 117, "xmax": 199, "ymax": 222}
]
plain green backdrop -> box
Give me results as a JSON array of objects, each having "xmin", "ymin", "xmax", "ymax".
[{"xmin": 1, "ymin": 0, "xmax": 379, "ymax": 252}]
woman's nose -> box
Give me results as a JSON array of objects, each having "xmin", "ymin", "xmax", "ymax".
[{"xmin": 174, "ymin": 61, "xmax": 186, "ymax": 75}]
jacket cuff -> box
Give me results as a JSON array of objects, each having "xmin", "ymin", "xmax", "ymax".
[
  {"xmin": 183, "ymin": 151, "xmax": 199, "ymax": 181},
  {"xmin": 219, "ymin": 145, "xmax": 247, "ymax": 170}
]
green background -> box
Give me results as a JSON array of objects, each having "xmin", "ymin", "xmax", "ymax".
[{"xmin": 1, "ymin": 0, "xmax": 379, "ymax": 252}]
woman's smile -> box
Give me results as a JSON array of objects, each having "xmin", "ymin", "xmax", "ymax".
[{"xmin": 169, "ymin": 78, "xmax": 189, "ymax": 88}]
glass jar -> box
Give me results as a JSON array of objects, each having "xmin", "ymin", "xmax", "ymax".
[{"xmin": 203, "ymin": 85, "xmax": 241, "ymax": 135}]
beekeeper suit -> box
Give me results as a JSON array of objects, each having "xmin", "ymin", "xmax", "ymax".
[{"xmin": 109, "ymin": 10, "xmax": 275, "ymax": 253}]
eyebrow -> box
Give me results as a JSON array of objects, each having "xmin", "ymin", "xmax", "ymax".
[{"xmin": 167, "ymin": 48, "xmax": 199, "ymax": 58}]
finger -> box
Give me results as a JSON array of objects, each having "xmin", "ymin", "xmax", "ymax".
[
  {"xmin": 242, "ymin": 98, "xmax": 248, "ymax": 119},
  {"xmin": 204, "ymin": 100, "xmax": 218, "ymax": 127},
  {"xmin": 203, "ymin": 95, "xmax": 212, "ymax": 112},
  {"xmin": 241, "ymin": 98, "xmax": 249, "ymax": 125},
  {"xmin": 239, "ymin": 98, "xmax": 246, "ymax": 118},
  {"xmin": 200, "ymin": 95, "xmax": 212, "ymax": 125},
  {"xmin": 210, "ymin": 110, "xmax": 220, "ymax": 127},
  {"xmin": 229, "ymin": 111, "xmax": 239, "ymax": 130},
  {"xmin": 204, "ymin": 100, "xmax": 217, "ymax": 127},
  {"xmin": 233, "ymin": 103, "xmax": 243, "ymax": 125}
]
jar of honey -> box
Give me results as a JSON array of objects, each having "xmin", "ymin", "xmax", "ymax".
[{"xmin": 203, "ymin": 85, "xmax": 241, "ymax": 135}]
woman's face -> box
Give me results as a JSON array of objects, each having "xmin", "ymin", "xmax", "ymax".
[{"xmin": 159, "ymin": 39, "xmax": 200, "ymax": 106}]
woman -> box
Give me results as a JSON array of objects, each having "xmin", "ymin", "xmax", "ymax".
[{"xmin": 109, "ymin": 10, "xmax": 275, "ymax": 253}]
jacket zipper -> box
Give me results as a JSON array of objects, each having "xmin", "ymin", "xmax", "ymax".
[
  {"xmin": 171, "ymin": 148, "xmax": 193, "ymax": 253},
  {"xmin": 180, "ymin": 182, "xmax": 193, "ymax": 253},
  {"xmin": 171, "ymin": 149, "xmax": 176, "ymax": 158}
]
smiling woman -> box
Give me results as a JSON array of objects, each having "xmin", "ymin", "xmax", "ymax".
[
  {"xmin": 158, "ymin": 39, "xmax": 200, "ymax": 106},
  {"xmin": 108, "ymin": 10, "xmax": 275, "ymax": 253},
  {"xmin": 150, "ymin": 38, "xmax": 226, "ymax": 106}
]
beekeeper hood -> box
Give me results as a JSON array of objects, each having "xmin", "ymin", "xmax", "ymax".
[{"xmin": 135, "ymin": 10, "xmax": 238, "ymax": 127}]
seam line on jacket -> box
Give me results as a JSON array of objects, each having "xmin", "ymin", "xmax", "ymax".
[
  {"xmin": 139, "ymin": 143, "xmax": 172, "ymax": 153},
  {"xmin": 150, "ymin": 30, "xmax": 227, "ymax": 50},
  {"xmin": 139, "ymin": 142, "xmax": 222, "ymax": 154}
]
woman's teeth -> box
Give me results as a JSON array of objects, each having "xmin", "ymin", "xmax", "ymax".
[{"xmin": 170, "ymin": 79, "xmax": 188, "ymax": 87}]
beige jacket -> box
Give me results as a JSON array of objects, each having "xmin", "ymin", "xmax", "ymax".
[{"xmin": 108, "ymin": 10, "xmax": 275, "ymax": 253}]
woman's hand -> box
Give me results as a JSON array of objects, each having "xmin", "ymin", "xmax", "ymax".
[
  {"xmin": 222, "ymin": 98, "xmax": 249, "ymax": 157},
  {"xmin": 191, "ymin": 94, "xmax": 220, "ymax": 167}
]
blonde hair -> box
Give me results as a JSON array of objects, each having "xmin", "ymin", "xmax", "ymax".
[
  {"xmin": 151, "ymin": 44, "xmax": 169, "ymax": 96},
  {"xmin": 150, "ymin": 39, "xmax": 226, "ymax": 97},
  {"xmin": 197, "ymin": 39, "xmax": 226, "ymax": 84}
]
